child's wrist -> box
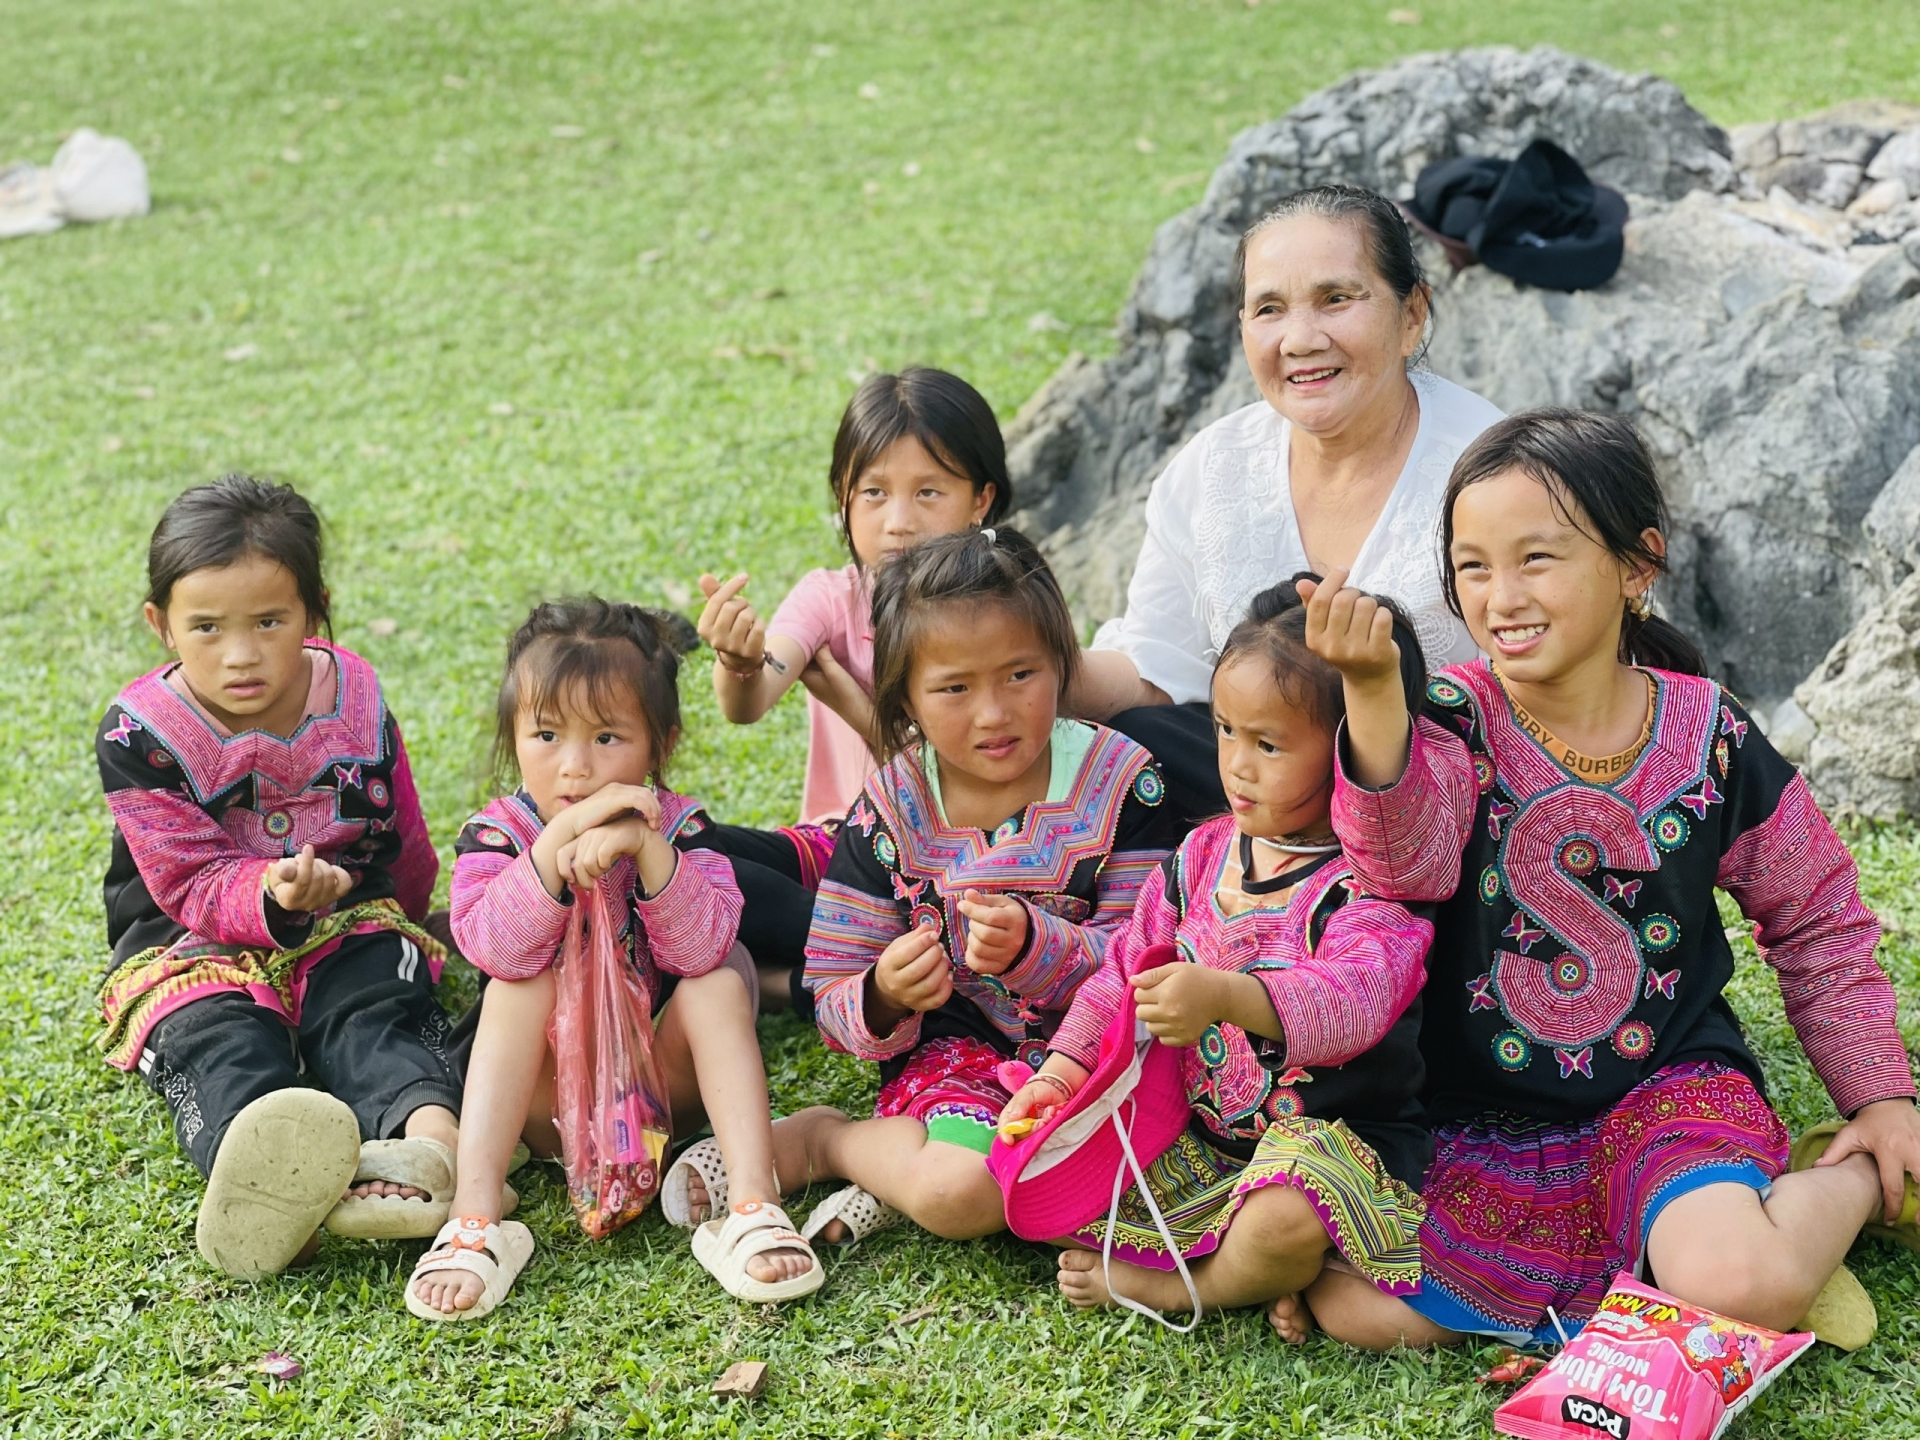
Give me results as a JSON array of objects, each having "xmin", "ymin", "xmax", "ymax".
[{"xmin": 715, "ymin": 653, "xmax": 765, "ymax": 681}]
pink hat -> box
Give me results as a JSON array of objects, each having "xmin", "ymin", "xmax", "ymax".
[{"xmin": 987, "ymin": 943, "xmax": 1191, "ymax": 1241}]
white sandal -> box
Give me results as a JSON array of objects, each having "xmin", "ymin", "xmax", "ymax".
[
  {"xmin": 800, "ymin": 1184, "xmax": 905, "ymax": 1246},
  {"xmin": 325, "ymin": 1137, "xmax": 522, "ymax": 1239},
  {"xmin": 691, "ymin": 1201, "xmax": 824, "ymax": 1303},
  {"xmin": 661, "ymin": 1137, "xmax": 727, "ymax": 1228},
  {"xmin": 404, "ymin": 1215, "xmax": 535, "ymax": 1323}
]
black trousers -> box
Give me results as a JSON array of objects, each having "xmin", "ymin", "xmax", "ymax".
[
  {"xmin": 693, "ymin": 824, "xmax": 819, "ymax": 1020},
  {"xmin": 1107, "ymin": 701, "xmax": 1227, "ymax": 826},
  {"xmin": 139, "ymin": 929, "xmax": 461, "ymax": 1178}
]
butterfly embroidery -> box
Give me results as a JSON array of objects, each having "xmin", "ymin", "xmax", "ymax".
[
  {"xmin": 1603, "ymin": 876, "xmax": 1643, "ymax": 908},
  {"xmin": 850, "ymin": 799, "xmax": 878, "ymax": 837},
  {"xmin": 1643, "ymin": 968, "xmax": 1680, "ymax": 1001},
  {"xmin": 1719, "ymin": 705, "xmax": 1748, "ymax": 744},
  {"xmin": 1487, "ymin": 799, "xmax": 1516, "ymax": 841},
  {"xmin": 1678, "ymin": 776, "xmax": 1722, "ymax": 818},
  {"xmin": 1466, "ymin": 973, "xmax": 1498, "ymax": 1012},
  {"xmin": 332, "ymin": 762, "xmax": 364, "ymax": 790},
  {"xmin": 105, "ymin": 713, "xmax": 144, "ymax": 746},
  {"xmin": 1272, "ymin": 1067, "xmax": 1314, "ymax": 1086},
  {"xmin": 1501, "ymin": 912, "xmax": 1547, "ymax": 953},
  {"xmin": 1554, "ymin": 1046, "xmax": 1594, "ymax": 1080},
  {"xmin": 890, "ymin": 873, "xmax": 927, "ymax": 905}
]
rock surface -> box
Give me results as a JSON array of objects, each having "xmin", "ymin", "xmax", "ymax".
[
  {"xmin": 1796, "ymin": 571, "xmax": 1920, "ymax": 818},
  {"xmin": 1008, "ymin": 46, "xmax": 1920, "ymax": 813}
]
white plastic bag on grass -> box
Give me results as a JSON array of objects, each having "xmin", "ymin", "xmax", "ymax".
[{"xmin": 51, "ymin": 129, "xmax": 149, "ymax": 222}]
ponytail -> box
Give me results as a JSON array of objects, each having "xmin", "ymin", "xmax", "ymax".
[{"xmin": 1621, "ymin": 610, "xmax": 1707, "ymax": 677}]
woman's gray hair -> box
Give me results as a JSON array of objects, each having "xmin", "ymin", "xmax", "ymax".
[{"xmin": 1233, "ymin": 184, "xmax": 1433, "ymax": 363}]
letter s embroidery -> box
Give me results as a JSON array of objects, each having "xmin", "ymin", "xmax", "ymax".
[{"xmin": 1490, "ymin": 785, "xmax": 1659, "ymax": 1052}]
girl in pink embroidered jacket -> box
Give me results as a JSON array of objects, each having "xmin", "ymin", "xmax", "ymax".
[
  {"xmin": 1308, "ymin": 410, "xmax": 1920, "ymax": 1353},
  {"xmin": 1002, "ymin": 578, "xmax": 1435, "ymax": 1337},
  {"xmin": 408, "ymin": 598, "xmax": 835, "ymax": 1319},
  {"xmin": 800, "ymin": 528, "xmax": 1182, "ymax": 1246},
  {"xmin": 95, "ymin": 477, "xmax": 458, "ymax": 1281}
]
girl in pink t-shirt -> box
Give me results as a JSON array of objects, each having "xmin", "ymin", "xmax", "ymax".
[{"xmin": 692, "ymin": 369, "xmax": 1013, "ymax": 1010}]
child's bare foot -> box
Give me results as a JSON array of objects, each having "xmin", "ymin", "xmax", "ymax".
[
  {"xmin": 344, "ymin": 1179, "xmax": 430, "ymax": 1202},
  {"xmin": 1057, "ymin": 1249, "xmax": 1196, "ymax": 1312},
  {"xmin": 411, "ymin": 1248, "xmax": 487, "ymax": 1314},
  {"xmin": 1266, "ymin": 1292, "xmax": 1317, "ymax": 1343}
]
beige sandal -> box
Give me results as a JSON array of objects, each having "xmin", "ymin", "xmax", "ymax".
[
  {"xmin": 691, "ymin": 1201, "xmax": 824, "ymax": 1303},
  {"xmin": 324, "ymin": 1137, "xmax": 522, "ymax": 1239},
  {"xmin": 801, "ymin": 1184, "xmax": 905, "ymax": 1246},
  {"xmin": 196, "ymin": 1088, "xmax": 361, "ymax": 1278},
  {"xmin": 404, "ymin": 1215, "xmax": 535, "ymax": 1323},
  {"xmin": 1798, "ymin": 1262, "xmax": 1878, "ymax": 1350},
  {"xmin": 661, "ymin": 1137, "xmax": 726, "ymax": 1228}
]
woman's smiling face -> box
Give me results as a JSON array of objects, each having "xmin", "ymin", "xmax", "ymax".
[{"xmin": 1238, "ymin": 213, "xmax": 1427, "ymax": 437}]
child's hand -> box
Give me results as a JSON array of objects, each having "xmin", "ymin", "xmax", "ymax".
[
  {"xmin": 697, "ymin": 573, "xmax": 767, "ymax": 678},
  {"xmin": 1299, "ymin": 566, "xmax": 1401, "ymax": 687},
  {"xmin": 557, "ymin": 782, "xmax": 661, "ymax": 840},
  {"xmin": 801, "ymin": 646, "xmax": 878, "ymax": 750},
  {"xmin": 557, "ymin": 816, "xmax": 653, "ymax": 886},
  {"xmin": 1129, "ymin": 959, "xmax": 1232, "ymax": 1047},
  {"xmin": 958, "ymin": 890, "xmax": 1028, "ymax": 975},
  {"xmin": 1815, "ymin": 1097, "xmax": 1920, "ymax": 1224},
  {"xmin": 266, "ymin": 844, "xmax": 355, "ymax": 913},
  {"xmin": 998, "ymin": 1060, "xmax": 1088, "ymax": 1128},
  {"xmin": 873, "ymin": 923, "xmax": 954, "ymax": 1013}
]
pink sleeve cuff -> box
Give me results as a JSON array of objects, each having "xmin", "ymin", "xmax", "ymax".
[
  {"xmin": 636, "ymin": 847, "xmax": 743, "ymax": 977},
  {"xmin": 453, "ymin": 850, "xmax": 569, "ymax": 981}
]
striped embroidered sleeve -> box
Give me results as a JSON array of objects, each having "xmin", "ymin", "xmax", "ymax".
[
  {"xmin": 1002, "ymin": 841, "xmax": 1165, "ymax": 1010},
  {"xmin": 1331, "ymin": 713, "xmax": 1477, "ymax": 902},
  {"xmin": 450, "ymin": 843, "xmax": 569, "ymax": 982},
  {"xmin": 1718, "ymin": 768, "xmax": 1915, "ymax": 1116},
  {"xmin": 103, "ymin": 787, "xmax": 290, "ymax": 949},
  {"xmin": 1048, "ymin": 858, "xmax": 1178, "ymax": 1071},
  {"xmin": 384, "ymin": 718, "xmax": 438, "ymax": 923},
  {"xmin": 635, "ymin": 847, "xmax": 743, "ymax": 978},
  {"xmin": 1259, "ymin": 890, "xmax": 1432, "ymax": 1071},
  {"xmin": 805, "ymin": 878, "xmax": 918, "ymax": 1059}
]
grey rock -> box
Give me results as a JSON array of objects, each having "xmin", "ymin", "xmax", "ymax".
[
  {"xmin": 1765, "ymin": 697, "xmax": 1816, "ymax": 766},
  {"xmin": 1011, "ymin": 46, "xmax": 1920, "ymax": 711},
  {"xmin": 1866, "ymin": 129, "xmax": 1920, "ymax": 192},
  {"xmin": 1795, "ymin": 571, "xmax": 1920, "ymax": 818},
  {"xmin": 1861, "ymin": 443, "xmax": 1920, "ymax": 590}
]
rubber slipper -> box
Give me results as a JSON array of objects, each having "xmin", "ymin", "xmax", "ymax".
[
  {"xmin": 196, "ymin": 1088, "xmax": 361, "ymax": 1278},
  {"xmin": 1798, "ymin": 1262, "xmax": 1878, "ymax": 1350},
  {"xmin": 404, "ymin": 1215, "xmax": 535, "ymax": 1323},
  {"xmin": 661, "ymin": 1137, "xmax": 727, "ymax": 1229},
  {"xmin": 800, "ymin": 1184, "xmax": 905, "ymax": 1246},
  {"xmin": 691, "ymin": 1200, "xmax": 824, "ymax": 1303}
]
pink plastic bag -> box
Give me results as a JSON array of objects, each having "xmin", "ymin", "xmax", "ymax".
[
  {"xmin": 1495, "ymin": 1275, "xmax": 1814, "ymax": 1440},
  {"xmin": 548, "ymin": 877, "xmax": 672, "ymax": 1238}
]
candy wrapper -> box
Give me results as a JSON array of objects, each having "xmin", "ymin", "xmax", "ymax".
[
  {"xmin": 549, "ymin": 876, "xmax": 672, "ymax": 1238},
  {"xmin": 1495, "ymin": 1275, "xmax": 1813, "ymax": 1440}
]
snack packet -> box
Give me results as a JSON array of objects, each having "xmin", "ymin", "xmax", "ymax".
[
  {"xmin": 1494, "ymin": 1275, "xmax": 1813, "ymax": 1440},
  {"xmin": 549, "ymin": 876, "xmax": 672, "ymax": 1238}
]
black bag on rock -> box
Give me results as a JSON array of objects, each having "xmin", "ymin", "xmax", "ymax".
[{"xmin": 1405, "ymin": 138, "xmax": 1628, "ymax": 292}]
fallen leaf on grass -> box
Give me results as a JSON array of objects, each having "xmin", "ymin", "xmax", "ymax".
[
  {"xmin": 858, "ymin": 82, "xmax": 880, "ymax": 100},
  {"xmin": 711, "ymin": 1360, "xmax": 768, "ymax": 1398},
  {"xmin": 367, "ymin": 617, "xmax": 398, "ymax": 638},
  {"xmin": 551, "ymin": 124, "xmax": 585, "ymax": 139},
  {"xmin": 1027, "ymin": 310, "xmax": 1069, "ymax": 333},
  {"xmin": 1387, "ymin": 7, "xmax": 1422, "ymax": 22},
  {"xmin": 253, "ymin": 1351, "xmax": 303, "ymax": 1382},
  {"xmin": 223, "ymin": 344, "xmax": 258, "ymax": 363}
]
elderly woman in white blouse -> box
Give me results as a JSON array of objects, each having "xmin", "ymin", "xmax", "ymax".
[{"xmin": 1076, "ymin": 184, "xmax": 1505, "ymax": 820}]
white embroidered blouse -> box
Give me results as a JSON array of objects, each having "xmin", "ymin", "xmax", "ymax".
[{"xmin": 1090, "ymin": 370, "xmax": 1505, "ymax": 705}]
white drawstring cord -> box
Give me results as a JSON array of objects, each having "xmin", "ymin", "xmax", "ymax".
[{"xmin": 1099, "ymin": 1095, "xmax": 1202, "ymax": 1333}]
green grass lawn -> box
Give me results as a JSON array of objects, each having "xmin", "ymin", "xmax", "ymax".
[{"xmin": 3, "ymin": 0, "xmax": 1918, "ymax": 1434}]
